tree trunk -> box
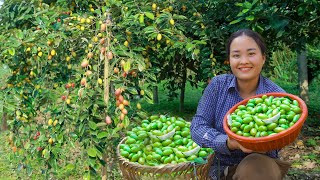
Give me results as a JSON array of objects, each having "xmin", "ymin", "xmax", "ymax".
[
  {"xmin": 101, "ymin": 153, "xmax": 107, "ymax": 180},
  {"xmin": 297, "ymin": 49, "xmax": 309, "ymax": 104},
  {"xmin": 110, "ymin": 81, "xmax": 115, "ymax": 96},
  {"xmin": 153, "ymin": 86, "xmax": 159, "ymax": 104},
  {"xmin": 1, "ymin": 111, "xmax": 7, "ymax": 131},
  {"xmin": 179, "ymin": 61, "xmax": 187, "ymax": 112}
]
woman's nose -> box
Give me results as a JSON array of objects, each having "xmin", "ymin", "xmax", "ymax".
[{"xmin": 239, "ymin": 56, "xmax": 249, "ymax": 64}]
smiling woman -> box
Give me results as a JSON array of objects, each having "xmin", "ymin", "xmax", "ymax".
[
  {"xmin": 190, "ymin": 29, "xmax": 291, "ymax": 180},
  {"xmin": 227, "ymin": 30, "xmax": 266, "ymax": 99}
]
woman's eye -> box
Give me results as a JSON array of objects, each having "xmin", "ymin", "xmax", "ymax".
[
  {"xmin": 248, "ymin": 52, "xmax": 255, "ymax": 56},
  {"xmin": 232, "ymin": 54, "xmax": 240, "ymax": 58}
]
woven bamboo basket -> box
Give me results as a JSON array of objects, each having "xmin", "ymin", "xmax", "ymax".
[{"xmin": 117, "ymin": 137, "xmax": 215, "ymax": 180}]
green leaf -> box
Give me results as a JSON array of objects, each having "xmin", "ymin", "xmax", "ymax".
[
  {"xmin": 123, "ymin": 116, "xmax": 130, "ymax": 128},
  {"xmin": 64, "ymin": 164, "xmax": 75, "ymax": 171},
  {"xmin": 245, "ymin": 15, "xmax": 255, "ymax": 21},
  {"xmin": 276, "ymin": 31, "xmax": 284, "ymax": 38},
  {"xmin": 97, "ymin": 132, "xmax": 108, "ymax": 139},
  {"xmin": 94, "ymin": 9, "xmax": 102, "ymax": 15},
  {"xmin": 89, "ymin": 121, "xmax": 97, "ymax": 130},
  {"xmin": 137, "ymin": 111, "xmax": 148, "ymax": 119},
  {"xmin": 242, "ymin": 9, "xmax": 249, "ymax": 14},
  {"xmin": 252, "ymin": 0, "xmax": 259, "ymax": 6},
  {"xmin": 186, "ymin": 43, "xmax": 194, "ymax": 52},
  {"xmin": 137, "ymin": 63, "xmax": 145, "ymax": 72},
  {"xmin": 57, "ymin": 133, "xmax": 63, "ymax": 143},
  {"xmin": 149, "ymin": 73, "xmax": 157, "ymax": 82},
  {"xmin": 145, "ymin": 96, "xmax": 154, "ymax": 104},
  {"xmin": 235, "ymin": 3, "xmax": 243, "ymax": 7},
  {"xmin": 83, "ymin": 172, "xmax": 90, "ymax": 180},
  {"xmin": 143, "ymin": 26, "xmax": 156, "ymax": 34},
  {"xmin": 24, "ymin": 142, "xmax": 30, "ymax": 150},
  {"xmin": 8, "ymin": 48, "xmax": 15, "ymax": 56},
  {"xmin": 17, "ymin": 30, "xmax": 24, "ymax": 39},
  {"xmin": 194, "ymin": 49, "xmax": 200, "ymax": 55},
  {"xmin": 127, "ymin": 87, "xmax": 138, "ymax": 95},
  {"xmin": 145, "ymin": 12, "xmax": 154, "ymax": 20},
  {"xmin": 87, "ymin": 148, "xmax": 97, "ymax": 157},
  {"xmin": 243, "ymin": 2, "xmax": 252, "ymax": 9},
  {"xmin": 144, "ymin": 89, "xmax": 153, "ymax": 99},
  {"xmin": 229, "ymin": 19, "xmax": 242, "ymax": 25},
  {"xmin": 123, "ymin": 61, "xmax": 131, "ymax": 72}
]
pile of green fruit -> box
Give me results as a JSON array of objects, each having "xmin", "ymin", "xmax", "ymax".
[
  {"xmin": 119, "ymin": 115, "xmax": 213, "ymax": 166},
  {"xmin": 228, "ymin": 95, "xmax": 302, "ymax": 137}
]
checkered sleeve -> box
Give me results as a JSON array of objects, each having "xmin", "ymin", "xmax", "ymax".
[{"xmin": 190, "ymin": 81, "xmax": 231, "ymax": 155}]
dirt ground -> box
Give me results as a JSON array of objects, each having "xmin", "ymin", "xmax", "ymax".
[{"xmin": 279, "ymin": 127, "xmax": 320, "ymax": 180}]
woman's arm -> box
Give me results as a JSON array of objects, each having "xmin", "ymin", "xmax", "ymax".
[{"xmin": 190, "ymin": 81, "xmax": 233, "ymax": 155}]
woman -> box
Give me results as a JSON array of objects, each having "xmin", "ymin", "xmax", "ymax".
[{"xmin": 190, "ymin": 29, "xmax": 291, "ymax": 180}]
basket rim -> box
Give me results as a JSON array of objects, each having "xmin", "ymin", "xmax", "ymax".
[
  {"xmin": 117, "ymin": 137, "xmax": 215, "ymax": 171},
  {"xmin": 223, "ymin": 92, "xmax": 308, "ymax": 143}
]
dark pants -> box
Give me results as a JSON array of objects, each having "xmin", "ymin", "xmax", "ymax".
[{"xmin": 219, "ymin": 153, "xmax": 291, "ymax": 180}]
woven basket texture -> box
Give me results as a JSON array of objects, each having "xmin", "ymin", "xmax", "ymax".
[{"xmin": 117, "ymin": 137, "xmax": 214, "ymax": 180}]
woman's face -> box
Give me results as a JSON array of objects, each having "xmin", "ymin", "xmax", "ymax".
[{"xmin": 229, "ymin": 35, "xmax": 265, "ymax": 82}]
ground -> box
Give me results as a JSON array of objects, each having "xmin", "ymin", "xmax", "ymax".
[{"xmin": 280, "ymin": 125, "xmax": 320, "ymax": 180}]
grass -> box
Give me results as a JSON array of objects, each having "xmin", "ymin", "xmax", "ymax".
[
  {"xmin": 0, "ymin": 133, "xmax": 16, "ymax": 180},
  {"xmin": 140, "ymin": 81, "xmax": 204, "ymax": 121}
]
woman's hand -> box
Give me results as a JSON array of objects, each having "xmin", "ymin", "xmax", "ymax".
[{"xmin": 227, "ymin": 137, "xmax": 253, "ymax": 153}]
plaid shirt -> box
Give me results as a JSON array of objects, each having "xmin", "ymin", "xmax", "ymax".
[{"xmin": 190, "ymin": 74, "xmax": 285, "ymax": 178}]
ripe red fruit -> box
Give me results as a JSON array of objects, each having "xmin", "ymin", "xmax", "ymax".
[
  {"xmin": 123, "ymin": 72, "xmax": 127, "ymax": 78},
  {"xmin": 118, "ymin": 95, "xmax": 124, "ymax": 103},
  {"xmin": 115, "ymin": 88, "xmax": 121, "ymax": 96},
  {"xmin": 65, "ymin": 83, "xmax": 71, "ymax": 89},
  {"xmin": 57, "ymin": 18, "xmax": 61, "ymax": 22},
  {"xmin": 100, "ymin": 38, "xmax": 105, "ymax": 45},
  {"xmin": 116, "ymin": 100, "xmax": 120, "ymax": 107},
  {"xmin": 36, "ymin": 132, "xmax": 40, "ymax": 136},
  {"xmin": 114, "ymin": 67, "xmax": 119, "ymax": 74},
  {"xmin": 33, "ymin": 136, "xmax": 38, "ymax": 140},
  {"xmin": 100, "ymin": 47, "xmax": 106, "ymax": 54},
  {"xmin": 71, "ymin": 83, "xmax": 75, "ymax": 88},
  {"xmin": 37, "ymin": 147, "xmax": 42, "ymax": 151},
  {"xmin": 81, "ymin": 60, "xmax": 89, "ymax": 68},
  {"xmin": 131, "ymin": 71, "xmax": 137, "ymax": 77},
  {"xmin": 105, "ymin": 116, "xmax": 112, "ymax": 124},
  {"xmin": 107, "ymin": 51, "xmax": 113, "ymax": 60},
  {"xmin": 61, "ymin": 95, "xmax": 67, "ymax": 100}
]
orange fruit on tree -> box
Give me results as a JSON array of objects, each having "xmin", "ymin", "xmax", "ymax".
[
  {"xmin": 114, "ymin": 67, "xmax": 119, "ymax": 74},
  {"xmin": 119, "ymin": 104, "xmax": 124, "ymax": 110}
]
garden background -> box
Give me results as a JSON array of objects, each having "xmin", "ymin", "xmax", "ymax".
[{"xmin": 0, "ymin": 0, "xmax": 319, "ymax": 179}]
